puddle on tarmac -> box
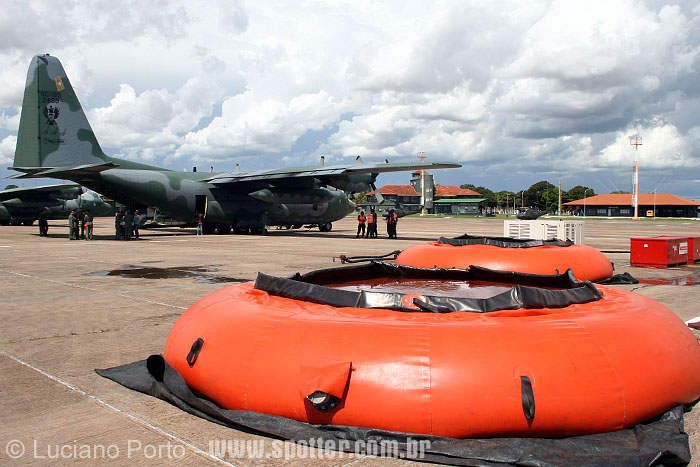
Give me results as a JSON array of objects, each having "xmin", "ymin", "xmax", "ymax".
[
  {"xmin": 87, "ymin": 265, "xmax": 248, "ymax": 284},
  {"xmin": 638, "ymin": 268, "xmax": 700, "ymax": 286}
]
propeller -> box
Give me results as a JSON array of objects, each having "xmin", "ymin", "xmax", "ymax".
[
  {"xmin": 355, "ymin": 155, "xmax": 364, "ymax": 164},
  {"xmin": 371, "ymin": 181, "xmax": 384, "ymax": 204}
]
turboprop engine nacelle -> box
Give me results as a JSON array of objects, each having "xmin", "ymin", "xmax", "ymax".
[
  {"xmin": 248, "ymin": 188, "xmax": 336, "ymax": 204},
  {"xmin": 326, "ymin": 173, "xmax": 375, "ymax": 193}
]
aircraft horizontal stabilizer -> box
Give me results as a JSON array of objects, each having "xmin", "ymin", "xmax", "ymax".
[
  {"xmin": 8, "ymin": 162, "xmax": 119, "ymax": 180},
  {"xmin": 0, "ymin": 183, "xmax": 80, "ymax": 201}
]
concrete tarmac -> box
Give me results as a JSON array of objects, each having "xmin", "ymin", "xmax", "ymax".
[{"xmin": 1, "ymin": 216, "xmax": 699, "ymax": 466}]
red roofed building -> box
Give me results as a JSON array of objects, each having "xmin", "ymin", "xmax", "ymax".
[
  {"xmin": 434, "ymin": 185, "xmax": 482, "ymax": 198},
  {"xmin": 365, "ymin": 172, "xmax": 485, "ymax": 215},
  {"xmin": 564, "ymin": 193, "xmax": 700, "ymax": 217}
]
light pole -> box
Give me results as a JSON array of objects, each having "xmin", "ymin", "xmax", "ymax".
[{"xmin": 583, "ymin": 189, "xmax": 591, "ymax": 218}]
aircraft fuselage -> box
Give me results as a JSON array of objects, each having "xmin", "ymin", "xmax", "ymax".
[{"xmin": 83, "ymin": 168, "xmax": 356, "ymax": 230}]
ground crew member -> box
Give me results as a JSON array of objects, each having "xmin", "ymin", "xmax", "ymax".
[
  {"xmin": 386, "ymin": 209, "xmax": 398, "ymax": 239},
  {"xmin": 38, "ymin": 208, "xmax": 48, "ymax": 237},
  {"xmin": 77, "ymin": 210, "xmax": 85, "ymax": 239},
  {"xmin": 73, "ymin": 210, "xmax": 80, "ymax": 239},
  {"xmin": 119, "ymin": 211, "xmax": 127, "ymax": 239},
  {"xmin": 357, "ymin": 210, "xmax": 366, "ymax": 238},
  {"xmin": 84, "ymin": 209, "xmax": 93, "ymax": 240},
  {"xmin": 115, "ymin": 212, "xmax": 121, "ymax": 239},
  {"xmin": 367, "ymin": 209, "xmax": 377, "ymax": 238},
  {"xmin": 124, "ymin": 210, "xmax": 133, "ymax": 240},
  {"xmin": 68, "ymin": 210, "xmax": 76, "ymax": 240},
  {"xmin": 196, "ymin": 212, "xmax": 204, "ymax": 235},
  {"xmin": 133, "ymin": 209, "xmax": 140, "ymax": 239}
]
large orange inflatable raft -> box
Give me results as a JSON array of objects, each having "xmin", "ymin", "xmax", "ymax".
[
  {"xmin": 395, "ymin": 235, "xmax": 614, "ymax": 282},
  {"xmin": 163, "ymin": 263, "xmax": 700, "ymax": 438}
]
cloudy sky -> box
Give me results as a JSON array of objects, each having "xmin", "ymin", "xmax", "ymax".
[{"xmin": 1, "ymin": 0, "xmax": 699, "ymax": 199}]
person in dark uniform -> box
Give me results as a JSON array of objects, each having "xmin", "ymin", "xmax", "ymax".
[
  {"xmin": 77, "ymin": 210, "xmax": 85, "ymax": 239},
  {"xmin": 124, "ymin": 210, "xmax": 133, "ymax": 240},
  {"xmin": 356, "ymin": 210, "xmax": 366, "ymax": 238},
  {"xmin": 38, "ymin": 208, "xmax": 48, "ymax": 237},
  {"xmin": 386, "ymin": 209, "xmax": 398, "ymax": 239},
  {"xmin": 72, "ymin": 209, "xmax": 80, "ymax": 239},
  {"xmin": 115, "ymin": 211, "xmax": 122, "ymax": 240},
  {"xmin": 68, "ymin": 210, "xmax": 76, "ymax": 240},
  {"xmin": 119, "ymin": 211, "xmax": 127, "ymax": 239}
]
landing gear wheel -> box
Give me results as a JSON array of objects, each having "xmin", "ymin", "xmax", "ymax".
[
  {"xmin": 318, "ymin": 222, "xmax": 332, "ymax": 232},
  {"xmin": 251, "ymin": 227, "xmax": 267, "ymax": 235},
  {"xmin": 203, "ymin": 224, "xmax": 216, "ymax": 235},
  {"xmin": 23, "ymin": 220, "xmax": 35, "ymax": 226},
  {"xmin": 234, "ymin": 227, "xmax": 249, "ymax": 235},
  {"xmin": 216, "ymin": 225, "xmax": 231, "ymax": 235}
]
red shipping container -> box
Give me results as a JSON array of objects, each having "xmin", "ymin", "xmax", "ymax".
[
  {"xmin": 630, "ymin": 236, "xmax": 690, "ymax": 268},
  {"xmin": 660, "ymin": 234, "xmax": 700, "ymax": 263}
]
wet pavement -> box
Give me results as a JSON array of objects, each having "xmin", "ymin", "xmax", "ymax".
[{"xmin": 87, "ymin": 265, "xmax": 249, "ymax": 284}]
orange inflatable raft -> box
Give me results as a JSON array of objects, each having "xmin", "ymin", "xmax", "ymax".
[
  {"xmin": 395, "ymin": 235, "xmax": 614, "ymax": 282},
  {"xmin": 163, "ymin": 263, "xmax": 700, "ymax": 438}
]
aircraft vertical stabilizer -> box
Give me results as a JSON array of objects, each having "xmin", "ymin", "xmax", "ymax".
[{"xmin": 14, "ymin": 55, "xmax": 110, "ymax": 169}]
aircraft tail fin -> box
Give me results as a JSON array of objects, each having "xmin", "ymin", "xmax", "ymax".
[{"xmin": 13, "ymin": 55, "xmax": 110, "ymax": 170}]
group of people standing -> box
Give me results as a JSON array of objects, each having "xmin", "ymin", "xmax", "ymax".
[
  {"xmin": 357, "ymin": 208, "xmax": 398, "ymax": 238},
  {"xmin": 66, "ymin": 209, "xmax": 94, "ymax": 240},
  {"xmin": 114, "ymin": 210, "xmax": 140, "ymax": 240}
]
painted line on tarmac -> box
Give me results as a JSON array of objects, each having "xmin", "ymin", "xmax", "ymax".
[
  {"xmin": 0, "ymin": 284, "xmax": 212, "ymax": 306},
  {"xmin": 0, "ymin": 348, "xmax": 235, "ymax": 466},
  {"xmin": 0, "ymin": 269, "xmax": 199, "ymax": 309}
]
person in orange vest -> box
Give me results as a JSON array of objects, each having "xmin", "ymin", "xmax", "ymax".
[
  {"xmin": 356, "ymin": 210, "xmax": 367, "ymax": 238},
  {"xmin": 386, "ymin": 208, "xmax": 398, "ymax": 238},
  {"xmin": 367, "ymin": 209, "xmax": 378, "ymax": 238}
]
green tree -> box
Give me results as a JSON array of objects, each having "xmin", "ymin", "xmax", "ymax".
[
  {"xmin": 524, "ymin": 181, "xmax": 556, "ymax": 207},
  {"xmin": 610, "ymin": 190, "xmax": 630, "ymax": 194},
  {"xmin": 353, "ymin": 190, "xmax": 369, "ymax": 203},
  {"xmin": 568, "ymin": 185, "xmax": 595, "ymax": 200},
  {"xmin": 461, "ymin": 184, "xmax": 497, "ymax": 206},
  {"xmin": 4, "ymin": 184, "xmax": 18, "ymax": 190},
  {"xmin": 495, "ymin": 190, "xmax": 515, "ymax": 210}
]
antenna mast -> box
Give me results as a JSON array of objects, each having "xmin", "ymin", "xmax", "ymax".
[
  {"xmin": 629, "ymin": 135, "xmax": 642, "ymax": 219},
  {"xmin": 418, "ymin": 151, "xmax": 426, "ymax": 216}
]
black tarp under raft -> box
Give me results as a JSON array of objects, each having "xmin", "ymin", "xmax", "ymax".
[{"xmin": 97, "ymin": 357, "xmax": 692, "ymax": 466}]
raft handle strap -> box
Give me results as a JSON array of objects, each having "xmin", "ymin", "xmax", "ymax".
[
  {"xmin": 336, "ymin": 250, "xmax": 402, "ymax": 264},
  {"xmin": 186, "ymin": 338, "xmax": 204, "ymax": 367},
  {"xmin": 412, "ymin": 298, "xmax": 450, "ymax": 314},
  {"xmin": 521, "ymin": 376, "xmax": 535, "ymax": 420}
]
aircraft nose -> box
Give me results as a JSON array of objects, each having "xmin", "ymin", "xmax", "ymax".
[{"xmin": 346, "ymin": 198, "xmax": 356, "ymax": 214}]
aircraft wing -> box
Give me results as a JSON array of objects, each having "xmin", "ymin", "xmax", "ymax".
[
  {"xmin": 0, "ymin": 183, "xmax": 81, "ymax": 201},
  {"xmin": 8, "ymin": 162, "xmax": 120, "ymax": 180},
  {"xmin": 205, "ymin": 161, "xmax": 461, "ymax": 184}
]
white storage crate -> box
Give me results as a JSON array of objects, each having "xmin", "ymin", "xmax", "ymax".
[{"xmin": 504, "ymin": 220, "xmax": 585, "ymax": 244}]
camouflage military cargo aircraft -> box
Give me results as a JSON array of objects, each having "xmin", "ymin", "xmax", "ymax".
[
  {"xmin": 0, "ymin": 184, "xmax": 113, "ymax": 226},
  {"xmin": 10, "ymin": 55, "xmax": 460, "ymax": 234}
]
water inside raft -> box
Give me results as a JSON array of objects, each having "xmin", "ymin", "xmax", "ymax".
[{"xmin": 327, "ymin": 278, "xmax": 516, "ymax": 299}]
